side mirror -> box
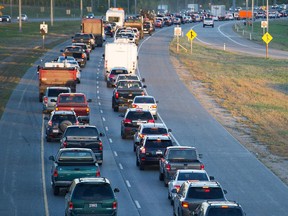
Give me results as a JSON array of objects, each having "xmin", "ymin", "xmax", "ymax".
[
  {"xmin": 60, "ymin": 49, "xmax": 64, "ymax": 52},
  {"xmin": 168, "ymin": 129, "xmax": 172, "ymax": 132},
  {"xmin": 209, "ymin": 176, "xmax": 215, "ymax": 181},
  {"xmin": 44, "ymin": 116, "xmax": 49, "ymax": 120},
  {"xmin": 87, "ymin": 99, "xmax": 92, "ymax": 102},
  {"xmin": 223, "ymin": 189, "xmax": 227, "ymax": 194},
  {"xmin": 99, "ymin": 132, "xmax": 105, "ymax": 137},
  {"xmin": 142, "ymin": 78, "xmax": 145, "ymax": 82},
  {"xmin": 49, "ymin": 156, "xmax": 55, "ymax": 161},
  {"xmin": 143, "ymin": 85, "xmax": 147, "ymax": 88},
  {"xmin": 114, "ymin": 188, "xmax": 120, "ymax": 193},
  {"xmin": 198, "ymin": 154, "xmax": 203, "ymax": 159}
]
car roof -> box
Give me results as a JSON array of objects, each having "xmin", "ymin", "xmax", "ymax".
[
  {"xmin": 58, "ymin": 93, "xmax": 85, "ymax": 96},
  {"xmin": 145, "ymin": 135, "xmax": 172, "ymax": 140},
  {"xmin": 110, "ymin": 67, "xmax": 128, "ymax": 70},
  {"xmin": 77, "ymin": 177, "xmax": 110, "ymax": 184},
  {"xmin": 204, "ymin": 200, "xmax": 241, "ymax": 207},
  {"xmin": 166, "ymin": 146, "xmax": 196, "ymax": 150},
  {"xmin": 176, "ymin": 169, "xmax": 208, "ymax": 174},
  {"xmin": 134, "ymin": 95, "xmax": 155, "ymax": 99},
  {"xmin": 186, "ymin": 181, "xmax": 221, "ymax": 187},
  {"xmin": 47, "ymin": 86, "xmax": 71, "ymax": 90},
  {"xmin": 140, "ymin": 123, "xmax": 167, "ymax": 128},
  {"xmin": 126, "ymin": 108, "xmax": 151, "ymax": 113},
  {"xmin": 66, "ymin": 125, "xmax": 97, "ymax": 129},
  {"xmin": 51, "ymin": 110, "xmax": 76, "ymax": 115}
]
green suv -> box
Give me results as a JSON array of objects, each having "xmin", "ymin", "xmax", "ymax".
[{"xmin": 65, "ymin": 177, "xmax": 120, "ymax": 216}]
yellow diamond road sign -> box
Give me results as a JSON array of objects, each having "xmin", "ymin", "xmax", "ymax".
[
  {"xmin": 262, "ymin": 32, "xmax": 273, "ymax": 44},
  {"xmin": 186, "ymin": 30, "xmax": 197, "ymax": 40}
]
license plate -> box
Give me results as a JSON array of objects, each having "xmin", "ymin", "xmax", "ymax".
[
  {"xmin": 129, "ymin": 93, "xmax": 133, "ymax": 96},
  {"xmin": 89, "ymin": 204, "xmax": 97, "ymax": 208},
  {"xmin": 136, "ymin": 121, "xmax": 142, "ymax": 125},
  {"xmin": 156, "ymin": 150, "xmax": 162, "ymax": 155},
  {"xmin": 52, "ymin": 129, "xmax": 59, "ymax": 133}
]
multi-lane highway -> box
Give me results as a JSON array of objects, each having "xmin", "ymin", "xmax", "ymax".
[{"xmin": 0, "ymin": 20, "xmax": 287, "ymax": 216}]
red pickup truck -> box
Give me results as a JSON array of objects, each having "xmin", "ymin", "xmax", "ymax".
[{"xmin": 53, "ymin": 93, "xmax": 92, "ymax": 124}]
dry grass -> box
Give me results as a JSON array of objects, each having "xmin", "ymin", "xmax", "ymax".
[{"xmin": 170, "ymin": 37, "xmax": 288, "ymax": 158}]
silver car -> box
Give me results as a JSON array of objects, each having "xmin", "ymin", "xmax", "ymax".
[
  {"xmin": 132, "ymin": 95, "xmax": 158, "ymax": 119},
  {"xmin": 42, "ymin": 87, "xmax": 71, "ymax": 113}
]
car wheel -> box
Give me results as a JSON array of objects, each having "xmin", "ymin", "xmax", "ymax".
[
  {"xmin": 170, "ymin": 199, "xmax": 174, "ymax": 206},
  {"xmin": 121, "ymin": 131, "xmax": 126, "ymax": 139},
  {"xmin": 113, "ymin": 106, "xmax": 119, "ymax": 112},
  {"xmin": 159, "ymin": 172, "xmax": 164, "ymax": 181},
  {"xmin": 60, "ymin": 120, "xmax": 72, "ymax": 133},
  {"xmin": 154, "ymin": 115, "xmax": 157, "ymax": 120},
  {"xmin": 136, "ymin": 156, "xmax": 139, "ymax": 166},
  {"xmin": 139, "ymin": 162, "xmax": 145, "ymax": 170},
  {"xmin": 53, "ymin": 185, "xmax": 60, "ymax": 196},
  {"xmin": 46, "ymin": 136, "xmax": 51, "ymax": 142},
  {"xmin": 133, "ymin": 144, "xmax": 136, "ymax": 152},
  {"xmin": 164, "ymin": 179, "xmax": 168, "ymax": 187}
]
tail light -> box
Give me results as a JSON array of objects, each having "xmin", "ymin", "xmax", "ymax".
[
  {"xmin": 200, "ymin": 164, "xmax": 204, "ymax": 170},
  {"xmin": 48, "ymin": 120, "xmax": 52, "ymax": 127},
  {"xmin": 140, "ymin": 147, "xmax": 146, "ymax": 154},
  {"xmin": 86, "ymin": 107, "xmax": 90, "ymax": 113},
  {"xmin": 62, "ymin": 141, "xmax": 67, "ymax": 148},
  {"xmin": 139, "ymin": 134, "xmax": 145, "ymax": 139},
  {"xmin": 53, "ymin": 169, "xmax": 58, "ymax": 177},
  {"xmin": 132, "ymin": 104, "xmax": 138, "ymax": 108},
  {"xmin": 174, "ymin": 185, "xmax": 181, "ymax": 191},
  {"xmin": 43, "ymin": 96, "xmax": 48, "ymax": 104},
  {"xmin": 115, "ymin": 92, "xmax": 119, "ymax": 99},
  {"xmin": 82, "ymin": 53, "xmax": 85, "ymax": 58},
  {"xmin": 141, "ymin": 91, "xmax": 145, "ymax": 95},
  {"xmin": 96, "ymin": 170, "xmax": 100, "ymax": 177},
  {"xmin": 163, "ymin": 133, "xmax": 169, "ymax": 136},
  {"xmin": 165, "ymin": 164, "xmax": 171, "ymax": 171},
  {"xmin": 148, "ymin": 119, "xmax": 154, "ymax": 123},
  {"xmin": 124, "ymin": 119, "xmax": 132, "ymax": 124},
  {"xmin": 112, "ymin": 201, "xmax": 117, "ymax": 209},
  {"xmin": 151, "ymin": 105, "xmax": 157, "ymax": 108},
  {"xmin": 181, "ymin": 201, "xmax": 189, "ymax": 208},
  {"xmin": 109, "ymin": 74, "xmax": 115, "ymax": 79},
  {"xmin": 99, "ymin": 142, "xmax": 103, "ymax": 150},
  {"xmin": 68, "ymin": 201, "xmax": 73, "ymax": 210}
]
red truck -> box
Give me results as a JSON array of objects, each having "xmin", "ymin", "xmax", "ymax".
[
  {"xmin": 54, "ymin": 93, "xmax": 92, "ymax": 124},
  {"xmin": 38, "ymin": 67, "xmax": 77, "ymax": 102}
]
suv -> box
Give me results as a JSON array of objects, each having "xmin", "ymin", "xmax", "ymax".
[
  {"xmin": 120, "ymin": 108, "xmax": 154, "ymax": 139},
  {"xmin": 132, "ymin": 95, "xmax": 158, "ymax": 119},
  {"xmin": 133, "ymin": 123, "xmax": 171, "ymax": 151},
  {"xmin": 136, "ymin": 135, "xmax": 174, "ymax": 170},
  {"xmin": 203, "ymin": 17, "xmax": 214, "ymax": 28},
  {"xmin": 65, "ymin": 177, "xmax": 119, "ymax": 216},
  {"xmin": 173, "ymin": 181, "xmax": 227, "ymax": 216},
  {"xmin": 192, "ymin": 201, "xmax": 245, "ymax": 216},
  {"xmin": 60, "ymin": 125, "xmax": 105, "ymax": 165},
  {"xmin": 42, "ymin": 87, "xmax": 71, "ymax": 113},
  {"xmin": 45, "ymin": 110, "xmax": 78, "ymax": 142},
  {"xmin": 106, "ymin": 67, "xmax": 129, "ymax": 88}
]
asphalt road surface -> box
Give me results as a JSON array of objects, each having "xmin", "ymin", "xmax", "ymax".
[{"xmin": 0, "ymin": 21, "xmax": 287, "ymax": 216}]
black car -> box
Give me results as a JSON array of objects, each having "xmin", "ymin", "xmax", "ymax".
[
  {"xmin": 45, "ymin": 110, "xmax": 78, "ymax": 142},
  {"xmin": 136, "ymin": 135, "xmax": 173, "ymax": 170},
  {"xmin": 61, "ymin": 45, "xmax": 87, "ymax": 68},
  {"xmin": 72, "ymin": 33, "xmax": 95, "ymax": 50},
  {"xmin": 72, "ymin": 42, "xmax": 90, "ymax": 60},
  {"xmin": 120, "ymin": 108, "xmax": 154, "ymax": 139},
  {"xmin": 0, "ymin": 15, "xmax": 12, "ymax": 22}
]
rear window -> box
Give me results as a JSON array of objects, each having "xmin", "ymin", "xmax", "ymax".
[
  {"xmin": 58, "ymin": 150, "xmax": 94, "ymax": 162},
  {"xmin": 111, "ymin": 69, "xmax": 128, "ymax": 75},
  {"xmin": 117, "ymin": 81, "xmax": 142, "ymax": 88},
  {"xmin": 74, "ymin": 34, "xmax": 90, "ymax": 40},
  {"xmin": 187, "ymin": 187, "xmax": 224, "ymax": 199},
  {"xmin": 72, "ymin": 183, "xmax": 114, "ymax": 201},
  {"xmin": 134, "ymin": 97, "xmax": 155, "ymax": 103},
  {"xmin": 48, "ymin": 89, "xmax": 70, "ymax": 97},
  {"xmin": 127, "ymin": 111, "xmax": 153, "ymax": 120},
  {"xmin": 145, "ymin": 139, "xmax": 173, "ymax": 148},
  {"xmin": 142, "ymin": 127, "xmax": 167, "ymax": 134},
  {"xmin": 168, "ymin": 149, "xmax": 197, "ymax": 160},
  {"xmin": 207, "ymin": 208, "xmax": 244, "ymax": 216},
  {"xmin": 59, "ymin": 95, "xmax": 85, "ymax": 103},
  {"xmin": 177, "ymin": 172, "xmax": 209, "ymax": 181},
  {"xmin": 65, "ymin": 47, "xmax": 82, "ymax": 52},
  {"xmin": 52, "ymin": 114, "xmax": 76, "ymax": 122},
  {"xmin": 64, "ymin": 127, "xmax": 99, "ymax": 137}
]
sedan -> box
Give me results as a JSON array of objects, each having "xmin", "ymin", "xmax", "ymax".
[
  {"xmin": 0, "ymin": 15, "xmax": 12, "ymax": 22},
  {"xmin": 132, "ymin": 95, "xmax": 158, "ymax": 119},
  {"xmin": 17, "ymin": 14, "xmax": 28, "ymax": 21}
]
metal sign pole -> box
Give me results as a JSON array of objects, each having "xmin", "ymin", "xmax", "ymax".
[
  {"xmin": 190, "ymin": 39, "xmax": 192, "ymax": 54},
  {"xmin": 177, "ymin": 35, "xmax": 179, "ymax": 53},
  {"xmin": 42, "ymin": 35, "xmax": 45, "ymax": 49}
]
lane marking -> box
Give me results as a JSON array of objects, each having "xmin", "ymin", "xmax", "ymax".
[
  {"xmin": 126, "ymin": 180, "xmax": 131, "ymax": 187},
  {"xmin": 105, "ymin": 126, "xmax": 108, "ymax": 131},
  {"xmin": 109, "ymin": 138, "xmax": 113, "ymax": 143},
  {"xmin": 97, "ymin": 96, "xmax": 100, "ymax": 100},
  {"xmin": 100, "ymin": 110, "xmax": 103, "ymax": 114},
  {"xmin": 119, "ymin": 163, "xmax": 123, "ymax": 170},
  {"xmin": 41, "ymin": 115, "xmax": 50, "ymax": 216},
  {"xmin": 97, "ymin": 90, "xmax": 99, "ymax": 94},
  {"xmin": 98, "ymin": 102, "xmax": 101, "ymax": 106},
  {"xmin": 102, "ymin": 117, "xmax": 106, "ymax": 121},
  {"xmin": 135, "ymin": 200, "xmax": 141, "ymax": 209},
  {"xmin": 114, "ymin": 151, "xmax": 118, "ymax": 156}
]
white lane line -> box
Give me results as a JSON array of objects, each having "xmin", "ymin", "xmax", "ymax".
[
  {"xmin": 105, "ymin": 126, "xmax": 108, "ymax": 131},
  {"xmin": 41, "ymin": 115, "xmax": 50, "ymax": 216},
  {"xmin": 97, "ymin": 96, "xmax": 100, "ymax": 99},
  {"xmin": 102, "ymin": 117, "xmax": 106, "ymax": 121},
  {"xmin": 114, "ymin": 151, "xmax": 118, "ymax": 156},
  {"xmin": 96, "ymin": 81, "xmax": 99, "ymax": 84},
  {"xmin": 97, "ymin": 86, "xmax": 99, "ymax": 89},
  {"xmin": 135, "ymin": 200, "xmax": 141, "ymax": 209},
  {"xmin": 96, "ymin": 76, "xmax": 99, "ymax": 79},
  {"xmin": 98, "ymin": 102, "xmax": 101, "ymax": 106},
  {"xmin": 119, "ymin": 163, "xmax": 123, "ymax": 170},
  {"xmin": 109, "ymin": 138, "xmax": 113, "ymax": 143},
  {"xmin": 97, "ymin": 90, "xmax": 99, "ymax": 94},
  {"xmin": 126, "ymin": 180, "xmax": 131, "ymax": 187},
  {"xmin": 100, "ymin": 110, "xmax": 103, "ymax": 113}
]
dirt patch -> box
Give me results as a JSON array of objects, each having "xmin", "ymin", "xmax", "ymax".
[{"xmin": 170, "ymin": 55, "xmax": 288, "ymax": 185}]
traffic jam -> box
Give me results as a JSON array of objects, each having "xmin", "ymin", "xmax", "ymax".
[{"xmin": 38, "ymin": 7, "xmax": 246, "ymax": 216}]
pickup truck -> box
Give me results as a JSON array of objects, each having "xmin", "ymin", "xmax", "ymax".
[
  {"xmin": 61, "ymin": 45, "xmax": 87, "ymax": 68},
  {"xmin": 53, "ymin": 93, "xmax": 91, "ymax": 124},
  {"xmin": 112, "ymin": 80, "xmax": 146, "ymax": 112},
  {"xmin": 159, "ymin": 146, "xmax": 204, "ymax": 186},
  {"xmin": 49, "ymin": 148, "xmax": 101, "ymax": 195},
  {"xmin": 60, "ymin": 125, "xmax": 105, "ymax": 165}
]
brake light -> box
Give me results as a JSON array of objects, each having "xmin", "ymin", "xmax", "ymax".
[
  {"xmin": 163, "ymin": 133, "xmax": 169, "ymax": 136},
  {"xmin": 43, "ymin": 96, "xmax": 48, "ymax": 104},
  {"xmin": 96, "ymin": 170, "xmax": 100, "ymax": 177},
  {"xmin": 109, "ymin": 74, "xmax": 115, "ymax": 79},
  {"xmin": 182, "ymin": 201, "xmax": 189, "ymax": 208},
  {"xmin": 86, "ymin": 107, "xmax": 90, "ymax": 113},
  {"xmin": 48, "ymin": 120, "xmax": 52, "ymax": 127},
  {"xmin": 112, "ymin": 201, "xmax": 117, "ymax": 209},
  {"xmin": 62, "ymin": 141, "xmax": 67, "ymax": 148},
  {"xmin": 141, "ymin": 91, "xmax": 145, "ymax": 95},
  {"xmin": 139, "ymin": 134, "xmax": 145, "ymax": 139},
  {"xmin": 99, "ymin": 142, "xmax": 103, "ymax": 150},
  {"xmin": 68, "ymin": 201, "xmax": 73, "ymax": 210},
  {"xmin": 115, "ymin": 92, "xmax": 119, "ymax": 99},
  {"xmin": 174, "ymin": 185, "xmax": 181, "ymax": 191},
  {"xmin": 200, "ymin": 164, "xmax": 204, "ymax": 170},
  {"xmin": 151, "ymin": 105, "xmax": 157, "ymax": 108},
  {"xmin": 124, "ymin": 119, "xmax": 132, "ymax": 124},
  {"xmin": 165, "ymin": 164, "xmax": 171, "ymax": 171},
  {"xmin": 140, "ymin": 147, "xmax": 146, "ymax": 154},
  {"xmin": 148, "ymin": 119, "xmax": 154, "ymax": 123},
  {"xmin": 53, "ymin": 169, "xmax": 58, "ymax": 177},
  {"xmin": 132, "ymin": 104, "xmax": 138, "ymax": 108},
  {"xmin": 81, "ymin": 53, "xmax": 85, "ymax": 58}
]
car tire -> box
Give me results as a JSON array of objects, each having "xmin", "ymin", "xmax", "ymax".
[
  {"xmin": 154, "ymin": 115, "xmax": 157, "ymax": 120},
  {"xmin": 98, "ymin": 162, "xmax": 102, "ymax": 166},
  {"xmin": 171, "ymin": 199, "xmax": 174, "ymax": 206},
  {"xmin": 164, "ymin": 179, "xmax": 168, "ymax": 187},
  {"xmin": 136, "ymin": 157, "xmax": 139, "ymax": 166},
  {"xmin": 46, "ymin": 136, "xmax": 51, "ymax": 142},
  {"xmin": 159, "ymin": 172, "xmax": 164, "ymax": 181},
  {"xmin": 139, "ymin": 162, "xmax": 145, "ymax": 170},
  {"xmin": 133, "ymin": 144, "xmax": 136, "ymax": 152},
  {"xmin": 53, "ymin": 185, "xmax": 60, "ymax": 196},
  {"xmin": 60, "ymin": 120, "xmax": 72, "ymax": 133},
  {"xmin": 121, "ymin": 132, "xmax": 126, "ymax": 139},
  {"xmin": 113, "ymin": 106, "xmax": 119, "ymax": 112}
]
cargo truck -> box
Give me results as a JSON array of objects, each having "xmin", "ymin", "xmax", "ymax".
[
  {"xmin": 81, "ymin": 18, "xmax": 104, "ymax": 47},
  {"xmin": 106, "ymin": 8, "xmax": 125, "ymax": 28},
  {"xmin": 211, "ymin": 5, "xmax": 226, "ymax": 21}
]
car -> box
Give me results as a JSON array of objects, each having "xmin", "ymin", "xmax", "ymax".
[
  {"xmin": 143, "ymin": 22, "xmax": 153, "ymax": 35},
  {"xmin": 17, "ymin": 14, "xmax": 28, "ymax": 21},
  {"xmin": 85, "ymin": 13, "xmax": 95, "ymax": 18},
  {"xmin": 42, "ymin": 87, "xmax": 71, "ymax": 113},
  {"xmin": 65, "ymin": 177, "xmax": 119, "ymax": 216},
  {"xmin": 173, "ymin": 181, "xmax": 228, "ymax": 216},
  {"xmin": 61, "ymin": 45, "xmax": 87, "ymax": 68},
  {"xmin": 120, "ymin": 108, "xmax": 154, "ymax": 139},
  {"xmin": 168, "ymin": 169, "xmax": 214, "ymax": 205},
  {"xmin": 173, "ymin": 17, "xmax": 182, "ymax": 25},
  {"xmin": 60, "ymin": 125, "xmax": 105, "ymax": 165},
  {"xmin": 192, "ymin": 200, "xmax": 246, "ymax": 216},
  {"xmin": 0, "ymin": 15, "xmax": 12, "ymax": 22},
  {"xmin": 155, "ymin": 19, "xmax": 163, "ymax": 28},
  {"xmin": 72, "ymin": 42, "xmax": 90, "ymax": 60},
  {"xmin": 105, "ymin": 25, "xmax": 114, "ymax": 37},
  {"xmin": 203, "ymin": 17, "xmax": 214, "ymax": 28},
  {"xmin": 133, "ymin": 122, "xmax": 171, "ymax": 151},
  {"xmin": 106, "ymin": 67, "xmax": 129, "ymax": 88},
  {"xmin": 136, "ymin": 135, "xmax": 174, "ymax": 170},
  {"xmin": 131, "ymin": 95, "xmax": 158, "ymax": 119},
  {"xmin": 72, "ymin": 33, "xmax": 94, "ymax": 50},
  {"xmin": 56, "ymin": 56, "xmax": 76, "ymax": 63},
  {"xmin": 45, "ymin": 110, "xmax": 78, "ymax": 142}
]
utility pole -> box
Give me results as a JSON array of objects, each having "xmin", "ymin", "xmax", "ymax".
[
  {"xmin": 80, "ymin": 0, "xmax": 83, "ymax": 18},
  {"xmin": 50, "ymin": 0, "xmax": 54, "ymax": 27},
  {"xmin": 19, "ymin": 0, "xmax": 22, "ymax": 32}
]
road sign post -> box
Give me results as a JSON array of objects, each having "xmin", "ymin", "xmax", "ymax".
[
  {"xmin": 40, "ymin": 22, "xmax": 48, "ymax": 49},
  {"xmin": 186, "ymin": 29, "xmax": 197, "ymax": 54},
  {"xmin": 174, "ymin": 26, "xmax": 182, "ymax": 53},
  {"xmin": 262, "ymin": 32, "xmax": 273, "ymax": 59}
]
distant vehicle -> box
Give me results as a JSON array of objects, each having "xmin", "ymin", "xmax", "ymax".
[
  {"xmin": 203, "ymin": 17, "xmax": 214, "ymax": 28},
  {"xmin": 85, "ymin": 13, "xmax": 95, "ymax": 18},
  {"xmin": 64, "ymin": 177, "xmax": 119, "ymax": 216},
  {"xmin": 106, "ymin": 7, "xmax": 125, "ymax": 28},
  {"xmin": 17, "ymin": 14, "xmax": 28, "ymax": 21},
  {"xmin": 81, "ymin": 18, "xmax": 104, "ymax": 47},
  {"xmin": 115, "ymin": 74, "xmax": 143, "ymax": 86},
  {"xmin": 61, "ymin": 45, "xmax": 87, "ymax": 68},
  {"xmin": 72, "ymin": 42, "xmax": 90, "ymax": 60},
  {"xmin": 0, "ymin": 15, "xmax": 12, "ymax": 22},
  {"xmin": 106, "ymin": 67, "xmax": 129, "ymax": 88},
  {"xmin": 132, "ymin": 95, "xmax": 158, "ymax": 119}
]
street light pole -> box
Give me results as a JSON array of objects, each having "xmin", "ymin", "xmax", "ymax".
[
  {"xmin": 19, "ymin": 0, "xmax": 22, "ymax": 32},
  {"xmin": 135, "ymin": 0, "xmax": 137, "ymax": 15},
  {"xmin": 50, "ymin": 0, "xmax": 54, "ymax": 27},
  {"xmin": 80, "ymin": 0, "xmax": 83, "ymax": 18}
]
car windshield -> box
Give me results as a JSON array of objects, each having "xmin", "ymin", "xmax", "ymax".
[
  {"xmin": 207, "ymin": 208, "xmax": 243, "ymax": 216},
  {"xmin": 48, "ymin": 89, "xmax": 70, "ymax": 97},
  {"xmin": 142, "ymin": 127, "xmax": 167, "ymax": 134},
  {"xmin": 72, "ymin": 183, "xmax": 114, "ymax": 201},
  {"xmin": 145, "ymin": 140, "xmax": 173, "ymax": 148},
  {"xmin": 64, "ymin": 127, "xmax": 99, "ymax": 137},
  {"xmin": 187, "ymin": 187, "xmax": 224, "ymax": 199},
  {"xmin": 127, "ymin": 111, "xmax": 152, "ymax": 120},
  {"xmin": 58, "ymin": 150, "xmax": 94, "ymax": 162},
  {"xmin": 168, "ymin": 149, "xmax": 197, "ymax": 160},
  {"xmin": 134, "ymin": 97, "xmax": 155, "ymax": 103},
  {"xmin": 111, "ymin": 69, "xmax": 128, "ymax": 75},
  {"xmin": 177, "ymin": 173, "xmax": 209, "ymax": 181}
]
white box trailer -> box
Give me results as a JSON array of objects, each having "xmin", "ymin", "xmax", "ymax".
[
  {"xmin": 211, "ymin": 5, "xmax": 226, "ymax": 20},
  {"xmin": 103, "ymin": 41, "xmax": 138, "ymax": 79},
  {"xmin": 106, "ymin": 8, "xmax": 125, "ymax": 28}
]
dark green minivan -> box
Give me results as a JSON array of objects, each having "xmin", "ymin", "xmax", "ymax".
[{"xmin": 65, "ymin": 177, "xmax": 120, "ymax": 216}]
